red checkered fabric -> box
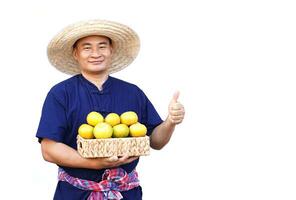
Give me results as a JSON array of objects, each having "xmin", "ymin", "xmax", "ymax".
[{"xmin": 58, "ymin": 167, "xmax": 140, "ymax": 200}]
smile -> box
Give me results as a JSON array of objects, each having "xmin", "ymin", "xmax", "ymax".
[{"xmin": 88, "ymin": 60, "xmax": 104, "ymax": 65}]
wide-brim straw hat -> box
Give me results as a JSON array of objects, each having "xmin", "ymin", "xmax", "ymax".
[{"xmin": 47, "ymin": 19, "xmax": 140, "ymax": 75}]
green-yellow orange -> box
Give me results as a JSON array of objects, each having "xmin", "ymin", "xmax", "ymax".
[
  {"xmin": 93, "ymin": 122, "xmax": 113, "ymax": 139},
  {"xmin": 87, "ymin": 111, "xmax": 104, "ymax": 126},
  {"xmin": 113, "ymin": 124, "xmax": 129, "ymax": 138},
  {"xmin": 78, "ymin": 124, "xmax": 94, "ymax": 139},
  {"xmin": 129, "ymin": 123, "xmax": 147, "ymax": 137},
  {"xmin": 120, "ymin": 111, "xmax": 138, "ymax": 126},
  {"xmin": 105, "ymin": 113, "xmax": 120, "ymax": 126}
]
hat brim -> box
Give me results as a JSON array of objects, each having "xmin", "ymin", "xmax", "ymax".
[{"xmin": 47, "ymin": 19, "xmax": 140, "ymax": 75}]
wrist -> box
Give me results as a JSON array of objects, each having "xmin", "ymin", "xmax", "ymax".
[{"xmin": 165, "ymin": 116, "xmax": 176, "ymax": 129}]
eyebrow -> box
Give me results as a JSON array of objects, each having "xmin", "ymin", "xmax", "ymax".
[{"xmin": 81, "ymin": 42, "xmax": 109, "ymax": 46}]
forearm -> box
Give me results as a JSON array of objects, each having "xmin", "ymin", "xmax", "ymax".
[
  {"xmin": 150, "ymin": 117, "xmax": 176, "ymax": 150},
  {"xmin": 41, "ymin": 138, "xmax": 101, "ymax": 170}
]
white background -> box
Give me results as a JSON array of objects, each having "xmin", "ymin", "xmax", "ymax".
[{"xmin": 0, "ymin": 0, "xmax": 295, "ymax": 199}]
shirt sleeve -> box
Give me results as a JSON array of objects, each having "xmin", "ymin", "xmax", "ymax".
[
  {"xmin": 139, "ymin": 89, "xmax": 163, "ymax": 136},
  {"xmin": 36, "ymin": 90, "xmax": 68, "ymax": 143}
]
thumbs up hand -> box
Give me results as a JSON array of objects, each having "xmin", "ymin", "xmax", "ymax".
[{"xmin": 168, "ymin": 91, "xmax": 185, "ymax": 125}]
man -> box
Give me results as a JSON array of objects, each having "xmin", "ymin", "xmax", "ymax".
[{"xmin": 36, "ymin": 19, "xmax": 185, "ymax": 200}]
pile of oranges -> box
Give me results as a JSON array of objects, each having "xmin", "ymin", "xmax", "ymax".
[{"xmin": 78, "ymin": 111, "xmax": 147, "ymax": 139}]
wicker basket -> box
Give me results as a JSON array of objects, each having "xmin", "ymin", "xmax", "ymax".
[{"xmin": 77, "ymin": 135, "xmax": 150, "ymax": 158}]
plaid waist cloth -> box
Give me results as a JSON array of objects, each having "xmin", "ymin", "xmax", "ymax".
[{"xmin": 58, "ymin": 167, "xmax": 140, "ymax": 200}]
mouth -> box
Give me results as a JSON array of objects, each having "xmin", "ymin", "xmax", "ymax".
[{"xmin": 88, "ymin": 60, "xmax": 104, "ymax": 65}]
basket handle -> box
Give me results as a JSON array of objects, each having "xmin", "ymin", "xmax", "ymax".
[{"xmin": 77, "ymin": 136, "xmax": 83, "ymax": 149}]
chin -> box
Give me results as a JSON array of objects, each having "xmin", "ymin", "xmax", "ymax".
[{"xmin": 88, "ymin": 65, "xmax": 108, "ymax": 72}]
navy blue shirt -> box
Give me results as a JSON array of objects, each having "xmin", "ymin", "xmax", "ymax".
[{"xmin": 36, "ymin": 74, "xmax": 163, "ymax": 199}]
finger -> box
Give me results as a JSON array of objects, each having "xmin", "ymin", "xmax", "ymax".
[
  {"xmin": 118, "ymin": 155, "xmax": 129, "ymax": 162},
  {"xmin": 169, "ymin": 109, "xmax": 185, "ymax": 116},
  {"xmin": 169, "ymin": 91, "xmax": 180, "ymax": 105},
  {"xmin": 170, "ymin": 115, "xmax": 184, "ymax": 121},
  {"xmin": 172, "ymin": 91, "xmax": 180, "ymax": 103},
  {"xmin": 170, "ymin": 103, "xmax": 184, "ymax": 110},
  {"xmin": 107, "ymin": 156, "xmax": 119, "ymax": 162},
  {"xmin": 170, "ymin": 118, "xmax": 183, "ymax": 124},
  {"xmin": 117, "ymin": 156, "xmax": 138, "ymax": 165}
]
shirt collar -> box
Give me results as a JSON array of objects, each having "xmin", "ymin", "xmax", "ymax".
[{"xmin": 78, "ymin": 74, "xmax": 113, "ymax": 94}]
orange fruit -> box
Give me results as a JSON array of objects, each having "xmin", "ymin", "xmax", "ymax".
[
  {"xmin": 87, "ymin": 111, "xmax": 104, "ymax": 126},
  {"xmin": 78, "ymin": 124, "xmax": 94, "ymax": 139},
  {"xmin": 120, "ymin": 111, "xmax": 138, "ymax": 126},
  {"xmin": 113, "ymin": 124, "xmax": 129, "ymax": 138},
  {"xmin": 93, "ymin": 122, "xmax": 113, "ymax": 139},
  {"xmin": 129, "ymin": 123, "xmax": 147, "ymax": 137},
  {"xmin": 105, "ymin": 113, "xmax": 120, "ymax": 126}
]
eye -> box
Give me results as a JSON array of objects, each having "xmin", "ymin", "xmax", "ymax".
[
  {"xmin": 83, "ymin": 46, "xmax": 91, "ymax": 50},
  {"xmin": 99, "ymin": 45, "xmax": 107, "ymax": 49}
]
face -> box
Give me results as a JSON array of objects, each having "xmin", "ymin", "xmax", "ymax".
[{"xmin": 73, "ymin": 35, "xmax": 113, "ymax": 75}]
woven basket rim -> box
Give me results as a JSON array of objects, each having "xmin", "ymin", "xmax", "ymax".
[{"xmin": 77, "ymin": 135, "xmax": 150, "ymax": 158}]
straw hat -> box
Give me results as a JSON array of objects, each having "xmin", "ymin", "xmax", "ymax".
[{"xmin": 47, "ymin": 19, "xmax": 140, "ymax": 75}]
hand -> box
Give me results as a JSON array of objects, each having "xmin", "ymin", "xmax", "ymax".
[
  {"xmin": 92, "ymin": 155, "xmax": 139, "ymax": 169},
  {"xmin": 168, "ymin": 91, "xmax": 185, "ymax": 125},
  {"xmin": 106, "ymin": 155, "xmax": 139, "ymax": 168}
]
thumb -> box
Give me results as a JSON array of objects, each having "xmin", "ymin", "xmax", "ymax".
[
  {"xmin": 108, "ymin": 156, "xmax": 119, "ymax": 162},
  {"xmin": 171, "ymin": 91, "xmax": 180, "ymax": 103}
]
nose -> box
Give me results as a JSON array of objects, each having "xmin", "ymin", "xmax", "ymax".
[
  {"xmin": 90, "ymin": 47, "xmax": 102, "ymax": 58},
  {"xmin": 90, "ymin": 50, "xmax": 101, "ymax": 58}
]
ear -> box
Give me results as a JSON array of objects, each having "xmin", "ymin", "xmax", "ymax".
[
  {"xmin": 72, "ymin": 48, "xmax": 78, "ymax": 61},
  {"xmin": 110, "ymin": 45, "xmax": 113, "ymax": 55}
]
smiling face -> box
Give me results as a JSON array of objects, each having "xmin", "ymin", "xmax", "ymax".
[{"xmin": 73, "ymin": 35, "xmax": 113, "ymax": 75}]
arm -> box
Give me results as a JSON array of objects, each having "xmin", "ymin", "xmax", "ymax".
[
  {"xmin": 150, "ymin": 117, "xmax": 175, "ymax": 150},
  {"xmin": 41, "ymin": 138, "xmax": 138, "ymax": 170},
  {"xmin": 150, "ymin": 91, "xmax": 185, "ymax": 150}
]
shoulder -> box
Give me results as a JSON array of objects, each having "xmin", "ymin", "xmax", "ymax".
[
  {"xmin": 110, "ymin": 76, "xmax": 142, "ymax": 92},
  {"xmin": 47, "ymin": 75, "xmax": 80, "ymax": 104},
  {"xmin": 110, "ymin": 76, "xmax": 149, "ymax": 103},
  {"xmin": 49, "ymin": 75, "xmax": 79, "ymax": 95}
]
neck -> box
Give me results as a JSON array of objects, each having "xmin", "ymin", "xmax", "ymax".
[{"xmin": 81, "ymin": 71, "xmax": 109, "ymax": 91}]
